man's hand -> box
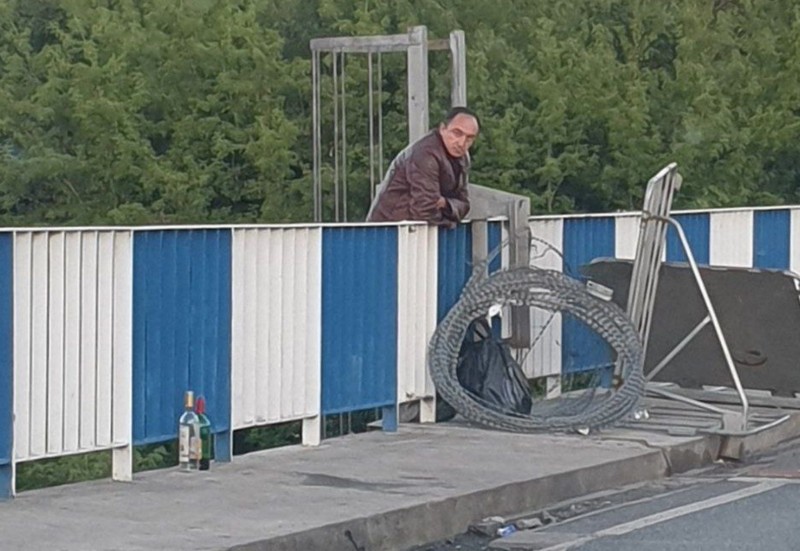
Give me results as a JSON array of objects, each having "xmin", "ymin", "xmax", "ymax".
[{"xmin": 436, "ymin": 196, "xmax": 447, "ymax": 210}]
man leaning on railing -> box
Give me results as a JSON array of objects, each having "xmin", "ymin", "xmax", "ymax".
[{"xmin": 366, "ymin": 107, "xmax": 480, "ymax": 229}]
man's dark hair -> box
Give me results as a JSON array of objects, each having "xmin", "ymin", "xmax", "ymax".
[{"xmin": 442, "ymin": 106, "xmax": 480, "ymax": 129}]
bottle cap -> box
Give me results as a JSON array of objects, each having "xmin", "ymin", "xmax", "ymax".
[
  {"xmin": 195, "ymin": 396, "xmax": 206, "ymax": 415},
  {"xmin": 184, "ymin": 390, "xmax": 194, "ymax": 409}
]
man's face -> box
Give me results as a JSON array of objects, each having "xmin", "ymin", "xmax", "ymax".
[{"xmin": 439, "ymin": 113, "xmax": 479, "ymax": 158}]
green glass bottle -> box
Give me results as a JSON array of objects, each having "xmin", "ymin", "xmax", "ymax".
[{"xmin": 195, "ymin": 396, "xmax": 213, "ymax": 471}]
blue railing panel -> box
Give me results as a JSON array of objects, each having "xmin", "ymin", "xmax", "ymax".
[
  {"xmin": 667, "ymin": 213, "xmax": 710, "ymax": 265},
  {"xmin": 132, "ymin": 230, "xmax": 231, "ymax": 451},
  {"xmin": 0, "ymin": 233, "xmax": 12, "ymax": 498},
  {"xmin": 437, "ymin": 224, "xmax": 473, "ymax": 321},
  {"xmin": 321, "ymin": 227, "xmax": 398, "ymax": 415},
  {"xmin": 562, "ymin": 217, "xmax": 615, "ymax": 374},
  {"xmin": 753, "ymin": 209, "xmax": 790, "ymax": 270},
  {"xmin": 488, "ymin": 221, "xmax": 503, "ymax": 274}
]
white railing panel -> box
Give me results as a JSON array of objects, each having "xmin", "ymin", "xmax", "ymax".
[
  {"xmin": 526, "ymin": 219, "xmax": 564, "ymax": 378},
  {"xmin": 95, "ymin": 233, "xmax": 114, "ymax": 447},
  {"xmin": 266, "ymin": 230, "xmax": 284, "ymax": 421},
  {"xmin": 14, "ymin": 231, "xmax": 132, "ymax": 462},
  {"xmin": 62, "ymin": 233, "xmax": 82, "ymax": 453},
  {"xmin": 614, "ymin": 214, "xmax": 641, "ymax": 261},
  {"xmin": 231, "ymin": 228, "xmax": 322, "ymax": 429},
  {"xmin": 792, "ymin": 209, "xmax": 800, "ymax": 275},
  {"xmin": 46, "ymin": 233, "xmax": 65, "ymax": 454},
  {"xmin": 500, "ymin": 222, "xmax": 513, "ymax": 339},
  {"xmin": 79, "ymin": 233, "xmax": 98, "ymax": 450},
  {"xmin": 710, "ymin": 211, "xmax": 753, "ymax": 267},
  {"xmin": 112, "ymin": 232, "xmax": 133, "ymax": 448},
  {"xmin": 397, "ymin": 226, "xmax": 438, "ymax": 403},
  {"xmin": 29, "ymin": 233, "xmax": 48, "ymax": 457},
  {"xmin": 12, "ymin": 233, "xmax": 31, "ymax": 459}
]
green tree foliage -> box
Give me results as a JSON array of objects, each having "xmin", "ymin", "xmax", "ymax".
[
  {"xmin": 1, "ymin": 0, "xmax": 799, "ymax": 225},
  {"xmin": 0, "ymin": 0, "xmax": 306, "ymax": 224},
  {"xmin": 458, "ymin": 0, "xmax": 800, "ymax": 211}
]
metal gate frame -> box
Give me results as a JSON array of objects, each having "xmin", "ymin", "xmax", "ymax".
[
  {"xmin": 626, "ymin": 164, "xmax": 790, "ymax": 435},
  {"xmin": 310, "ymin": 26, "xmax": 467, "ymax": 222}
]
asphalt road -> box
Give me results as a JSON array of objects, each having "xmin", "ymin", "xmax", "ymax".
[{"xmin": 408, "ymin": 438, "xmax": 800, "ymax": 551}]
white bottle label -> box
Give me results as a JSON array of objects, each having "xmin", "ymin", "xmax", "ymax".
[
  {"xmin": 190, "ymin": 433, "xmax": 201, "ymax": 461},
  {"xmin": 179, "ymin": 425, "xmax": 190, "ymax": 462}
]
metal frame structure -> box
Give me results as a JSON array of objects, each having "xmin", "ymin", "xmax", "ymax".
[
  {"xmin": 311, "ymin": 26, "xmax": 467, "ymax": 222},
  {"xmin": 626, "ymin": 163, "xmax": 789, "ymax": 434}
]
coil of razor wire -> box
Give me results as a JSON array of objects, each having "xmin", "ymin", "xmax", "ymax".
[{"xmin": 428, "ymin": 249, "xmax": 646, "ymax": 432}]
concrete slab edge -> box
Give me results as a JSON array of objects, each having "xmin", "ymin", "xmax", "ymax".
[
  {"xmin": 719, "ymin": 412, "xmax": 800, "ymax": 460},
  {"xmin": 228, "ymin": 450, "xmax": 681, "ymax": 551},
  {"xmin": 662, "ymin": 435, "xmax": 722, "ymax": 474}
]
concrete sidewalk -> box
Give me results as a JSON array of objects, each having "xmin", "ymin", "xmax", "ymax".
[{"xmin": 0, "ymin": 414, "xmax": 796, "ymax": 551}]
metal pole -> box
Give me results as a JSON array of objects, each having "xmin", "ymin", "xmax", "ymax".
[
  {"xmin": 341, "ymin": 52, "xmax": 348, "ymax": 221},
  {"xmin": 407, "ymin": 26, "xmax": 429, "ymax": 143},
  {"xmin": 377, "ymin": 52, "xmax": 384, "ymax": 176},
  {"xmin": 449, "ymin": 30, "xmax": 467, "ymax": 107},
  {"xmin": 666, "ymin": 217, "xmax": 750, "ymax": 427},
  {"xmin": 647, "ymin": 386, "xmax": 731, "ymax": 416},
  {"xmin": 312, "ymin": 50, "xmax": 321, "ymax": 221},
  {"xmin": 332, "ymin": 51, "xmax": 340, "ymax": 222},
  {"xmin": 646, "ymin": 316, "xmax": 711, "ymax": 381},
  {"xmin": 368, "ymin": 50, "xmax": 375, "ymax": 202}
]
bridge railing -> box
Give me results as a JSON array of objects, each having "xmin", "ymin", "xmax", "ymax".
[{"xmin": 2, "ymin": 206, "xmax": 797, "ymax": 498}]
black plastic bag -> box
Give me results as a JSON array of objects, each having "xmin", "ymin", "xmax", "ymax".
[
  {"xmin": 437, "ymin": 317, "xmax": 532, "ymax": 420},
  {"xmin": 436, "ymin": 318, "xmax": 533, "ymax": 422},
  {"xmin": 456, "ymin": 318, "xmax": 492, "ymax": 396},
  {"xmin": 459, "ymin": 318, "xmax": 532, "ymax": 415}
]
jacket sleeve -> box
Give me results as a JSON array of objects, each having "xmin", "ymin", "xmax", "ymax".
[
  {"xmin": 443, "ymin": 185, "xmax": 470, "ymax": 222},
  {"xmin": 406, "ymin": 151, "xmax": 448, "ymax": 225}
]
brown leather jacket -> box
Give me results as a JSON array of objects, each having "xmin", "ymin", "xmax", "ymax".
[{"xmin": 366, "ymin": 130, "xmax": 470, "ymax": 227}]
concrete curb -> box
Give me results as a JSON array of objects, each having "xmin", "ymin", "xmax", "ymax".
[
  {"xmin": 229, "ymin": 438, "xmax": 711, "ymax": 551},
  {"xmin": 597, "ymin": 432, "xmax": 723, "ymax": 475},
  {"xmin": 720, "ymin": 413, "xmax": 800, "ymax": 459},
  {"xmin": 662, "ymin": 434, "xmax": 722, "ymax": 474}
]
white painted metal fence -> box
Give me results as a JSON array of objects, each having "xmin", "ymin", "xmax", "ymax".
[
  {"xmin": 12, "ymin": 230, "xmax": 132, "ymax": 479},
  {"xmin": 230, "ymin": 227, "xmax": 323, "ymax": 445},
  {"xmin": 396, "ymin": 225, "xmax": 438, "ymax": 421}
]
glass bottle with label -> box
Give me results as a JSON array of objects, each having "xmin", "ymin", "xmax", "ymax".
[{"xmin": 178, "ymin": 390, "xmax": 200, "ymax": 471}]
